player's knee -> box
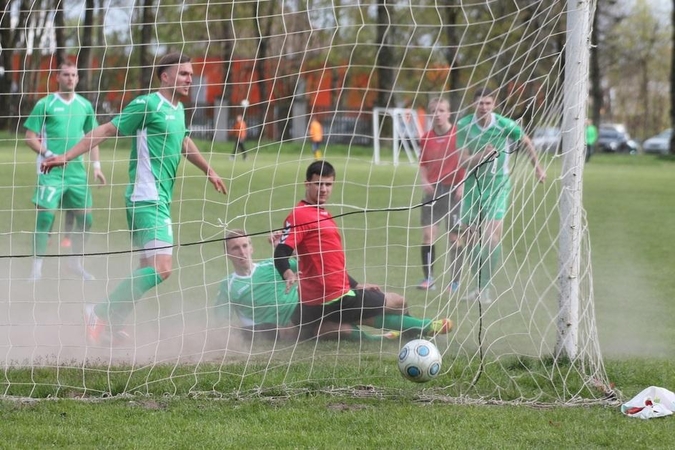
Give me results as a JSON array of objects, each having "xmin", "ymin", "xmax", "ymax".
[
  {"xmin": 35, "ymin": 210, "xmax": 55, "ymax": 233},
  {"xmin": 156, "ymin": 266, "xmax": 172, "ymax": 281},
  {"xmin": 384, "ymin": 293, "xmax": 406, "ymax": 312},
  {"xmin": 73, "ymin": 212, "xmax": 93, "ymax": 232}
]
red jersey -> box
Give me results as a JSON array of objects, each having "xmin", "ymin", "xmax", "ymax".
[
  {"xmin": 279, "ymin": 200, "xmax": 350, "ymax": 305},
  {"xmin": 419, "ymin": 127, "xmax": 465, "ymax": 186}
]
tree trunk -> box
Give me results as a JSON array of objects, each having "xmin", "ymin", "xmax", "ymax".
[
  {"xmin": 54, "ymin": 1, "xmax": 66, "ymax": 66},
  {"xmin": 78, "ymin": 0, "xmax": 95, "ymax": 98},
  {"xmin": 0, "ymin": 0, "xmax": 13, "ymax": 129},
  {"xmin": 589, "ymin": 1, "xmax": 602, "ymax": 132},
  {"xmin": 139, "ymin": 0, "xmax": 155, "ymax": 92},
  {"xmin": 376, "ymin": 0, "xmax": 394, "ymax": 108},
  {"xmin": 444, "ymin": 0, "xmax": 462, "ymax": 110}
]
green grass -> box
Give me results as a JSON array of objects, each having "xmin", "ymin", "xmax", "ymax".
[{"xmin": 1, "ymin": 133, "xmax": 675, "ymax": 447}]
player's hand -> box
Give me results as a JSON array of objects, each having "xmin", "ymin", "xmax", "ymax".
[
  {"xmin": 93, "ymin": 168, "xmax": 107, "ymax": 186},
  {"xmin": 207, "ymin": 169, "xmax": 228, "ymax": 195},
  {"xmin": 534, "ymin": 165, "xmax": 546, "ymax": 183},
  {"xmin": 269, "ymin": 230, "xmax": 282, "ymax": 247},
  {"xmin": 40, "ymin": 154, "xmax": 68, "ymax": 174},
  {"xmin": 357, "ymin": 283, "xmax": 382, "ymax": 292},
  {"xmin": 283, "ymin": 269, "xmax": 298, "ymax": 294},
  {"xmin": 453, "ymin": 184, "xmax": 463, "ymax": 201}
]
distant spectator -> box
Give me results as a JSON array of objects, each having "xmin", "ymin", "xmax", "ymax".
[
  {"xmin": 231, "ymin": 115, "xmax": 248, "ymax": 161},
  {"xmin": 309, "ymin": 115, "xmax": 323, "ymax": 160},
  {"xmin": 585, "ymin": 119, "xmax": 598, "ymax": 163}
]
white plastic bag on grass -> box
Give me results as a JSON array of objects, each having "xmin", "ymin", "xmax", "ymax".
[{"xmin": 621, "ymin": 386, "xmax": 675, "ymax": 419}]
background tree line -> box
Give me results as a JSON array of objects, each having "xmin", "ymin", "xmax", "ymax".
[{"xmin": 0, "ymin": 0, "xmax": 671, "ymax": 150}]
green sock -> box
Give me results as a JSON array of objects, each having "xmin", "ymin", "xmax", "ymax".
[
  {"xmin": 34, "ymin": 210, "xmax": 55, "ymax": 256},
  {"xmin": 479, "ymin": 244, "xmax": 501, "ymax": 290},
  {"xmin": 373, "ymin": 314, "xmax": 430, "ymax": 333},
  {"xmin": 96, "ymin": 267, "xmax": 163, "ymax": 325}
]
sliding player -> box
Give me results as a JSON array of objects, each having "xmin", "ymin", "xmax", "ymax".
[{"xmin": 274, "ymin": 160, "xmax": 453, "ymax": 339}]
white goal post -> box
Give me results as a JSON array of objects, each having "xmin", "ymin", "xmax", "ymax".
[{"xmin": 372, "ymin": 107, "xmax": 423, "ymax": 165}]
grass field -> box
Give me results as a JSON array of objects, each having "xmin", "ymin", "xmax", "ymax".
[{"xmin": 1, "ymin": 134, "xmax": 675, "ymax": 447}]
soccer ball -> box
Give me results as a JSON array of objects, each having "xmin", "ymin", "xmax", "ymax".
[
  {"xmin": 397, "ymin": 339, "xmax": 442, "ymax": 383},
  {"xmin": 240, "ymin": 99, "xmax": 250, "ymax": 108}
]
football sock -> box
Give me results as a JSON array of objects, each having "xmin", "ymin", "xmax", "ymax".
[
  {"xmin": 70, "ymin": 212, "xmax": 93, "ymax": 254},
  {"xmin": 448, "ymin": 243, "xmax": 463, "ymax": 284},
  {"xmin": 346, "ymin": 326, "xmax": 379, "ymax": 342},
  {"xmin": 479, "ymin": 243, "xmax": 501, "ymax": 290},
  {"xmin": 96, "ymin": 267, "xmax": 163, "ymax": 325},
  {"xmin": 34, "ymin": 209, "xmax": 55, "ymax": 256},
  {"xmin": 373, "ymin": 314, "xmax": 430, "ymax": 333},
  {"xmin": 421, "ymin": 244, "xmax": 435, "ymax": 279}
]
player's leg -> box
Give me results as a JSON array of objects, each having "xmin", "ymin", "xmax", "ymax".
[
  {"xmin": 418, "ymin": 191, "xmax": 439, "ymax": 290},
  {"xmin": 239, "ymin": 141, "xmax": 247, "ymax": 160},
  {"xmin": 87, "ymin": 204, "xmax": 171, "ymax": 344},
  {"xmin": 30, "ymin": 178, "xmax": 62, "ymax": 280},
  {"xmin": 340, "ymin": 290, "xmax": 452, "ymax": 337},
  {"xmin": 445, "ymin": 192, "xmax": 464, "ymax": 294},
  {"xmin": 61, "ymin": 209, "xmax": 75, "ymax": 248},
  {"xmin": 62, "ymin": 182, "xmax": 94, "ymax": 280}
]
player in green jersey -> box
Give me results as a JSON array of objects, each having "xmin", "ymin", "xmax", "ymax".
[
  {"xmin": 218, "ymin": 229, "xmax": 452, "ymax": 342},
  {"xmin": 217, "ymin": 230, "xmax": 395, "ymax": 342},
  {"xmin": 42, "ymin": 53, "xmax": 228, "ymax": 346},
  {"xmin": 456, "ymin": 88, "xmax": 546, "ymax": 304},
  {"xmin": 24, "ymin": 60, "xmax": 106, "ymax": 281}
]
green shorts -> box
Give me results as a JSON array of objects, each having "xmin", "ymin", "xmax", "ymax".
[
  {"xmin": 461, "ymin": 177, "xmax": 511, "ymax": 225},
  {"xmin": 32, "ymin": 173, "xmax": 92, "ymax": 211},
  {"xmin": 126, "ymin": 201, "xmax": 173, "ymax": 249}
]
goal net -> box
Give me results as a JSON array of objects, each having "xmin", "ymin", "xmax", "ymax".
[{"xmin": 0, "ymin": 0, "xmax": 612, "ymax": 404}]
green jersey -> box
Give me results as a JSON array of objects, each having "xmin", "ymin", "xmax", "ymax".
[
  {"xmin": 456, "ymin": 113, "xmax": 523, "ymax": 180},
  {"xmin": 215, "ymin": 259, "xmax": 299, "ymax": 327},
  {"xmin": 112, "ymin": 92, "xmax": 188, "ymax": 205},
  {"xmin": 24, "ymin": 93, "xmax": 98, "ymax": 180}
]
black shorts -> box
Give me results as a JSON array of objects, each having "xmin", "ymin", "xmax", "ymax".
[
  {"xmin": 421, "ymin": 184, "xmax": 461, "ymax": 231},
  {"xmin": 291, "ymin": 289, "xmax": 387, "ymax": 331}
]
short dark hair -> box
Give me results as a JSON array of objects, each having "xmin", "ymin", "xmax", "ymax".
[
  {"xmin": 58, "ymin": 60, "xmax": 77, "ymax": 71},
  {"xmin": 306, "ymin": 160, "xmax": 335, "ymax": 181},
  {"xmin": 156, "ymin": 52, "xmax": 191, "ymax": 81},
  {"xmin": 473, "ymin": 88, "xmax": 496, "ymax": 100},
  {"xmin": 224, "ymin": 229, "xmax": 248, "ymax": 252}
]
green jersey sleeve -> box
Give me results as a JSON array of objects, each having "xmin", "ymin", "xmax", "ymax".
[
  {"xmin": 23, "ymin": 99, "xmax": 48, "ymax": 134},
  {"xmin": 112, "ymin": 96, "xmax": 150, "ymax": 136}
]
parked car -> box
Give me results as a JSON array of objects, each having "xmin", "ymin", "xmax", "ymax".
[
  {"xmin": 531, "ymin": 127, "xmax": 561, "ymax": 153},
  {"xmin": 597, "ymin": 124, "xmax": 639, "ymax": 153},
  {"xmin": 642, "ymin": 129, "xmax": 671, "ymax": 155}
]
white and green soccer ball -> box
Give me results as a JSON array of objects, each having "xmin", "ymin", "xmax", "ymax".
[{"xmin": 397, "ymin": 339, "xmax": 442, "ymax": 383}]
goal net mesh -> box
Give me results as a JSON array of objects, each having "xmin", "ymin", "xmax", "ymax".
[{"xmin": 0, "ymin": 0, "xmax": 612, "ymax": 403}]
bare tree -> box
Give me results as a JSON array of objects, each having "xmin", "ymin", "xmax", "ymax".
[
  {"xmin": 375, "ymin": 0, "xmax": 394, "ymax": 108},
  {"xmin": 54, "ymin": 1, "xmax": 66, "ymax": 66},
  {"xmin": 138, "ymin": 0, "xmax": 155, "ymax": 92},
  {"xmin": 78, "ymin": 0, "xmax": 95, "ymax": 97}
]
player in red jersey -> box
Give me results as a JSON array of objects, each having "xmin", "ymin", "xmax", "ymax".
[
  {"xmin": 416, "ymin": 97, "xmax": 466, "ymax": 294},
  {"xmin": 274, "ymin": 160, "xmax": 452, "ymax": 339}
]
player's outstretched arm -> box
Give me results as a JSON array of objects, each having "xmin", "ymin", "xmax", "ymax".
[
  {"xmin": 41, "ymin": 122, "xmax": 118, "ymax": 173},
  {"xmin": 182, "ymin": 136, "xmax": 228, "ymax": 195},
  {"xmin": 90, "ymin": 145, "xmax": 107, "ymax": 186},
  {"xmin": 520, "ymin": 135, "xmax": 546, "ymax": 183}
]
